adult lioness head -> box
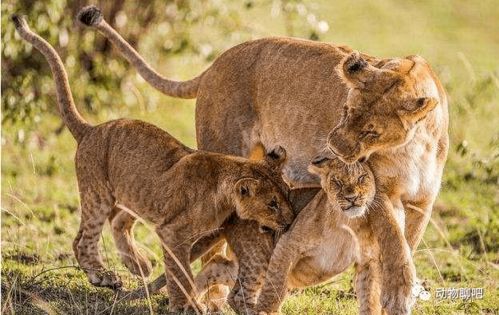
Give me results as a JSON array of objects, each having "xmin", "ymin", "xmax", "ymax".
[
  {"xmin": 234, "ymin": 145, "xmax": 295, "ymax": 232},
  {"xmin": 308, "ymin": 154, "xmax": 375, "ymax": 218},
  {"xmin": 328, "ymin": 52, "xmax": 440, "ymax": 163}
]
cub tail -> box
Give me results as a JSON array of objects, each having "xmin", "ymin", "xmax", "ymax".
[{"xmin": 12, "ymin": 15, "xmax": 90, "ymax": 142}]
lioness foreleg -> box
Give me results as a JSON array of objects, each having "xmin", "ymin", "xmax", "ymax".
[
  {"xmin": 403, "ymin": 200, "xmax": 433, "ymax": 252},
  {"xmin": 368, "ymin": 194, "xmax": 416, "ymax": 315}
]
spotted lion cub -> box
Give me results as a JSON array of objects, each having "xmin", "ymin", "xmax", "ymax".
[{"xmin": 13, "ymin": 16, "xmax": 294, "ymax": 314}]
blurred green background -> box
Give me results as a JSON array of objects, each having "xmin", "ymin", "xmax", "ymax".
[{"xmin": 2, "ymin": 0, "xmax": 498, "ymax": 314}]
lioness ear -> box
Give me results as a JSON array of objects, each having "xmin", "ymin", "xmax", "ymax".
[
  {"xmin": 398, "ymin": 97, "xmax": 438, "ymax": 128},
  {"xmin": 308, "ymin": 155, "xmax": 331, "ymax": 176},
  {"xmin": 338, "ymin": 51, "xmax": 398, "ymax": 89},
  {"xmin": 265, "ymin": 145, "xmax": 287, "ymax": 171},
  {"xmin": 234, "ymin": 178, "xmax": 259, "ymax": 197}
]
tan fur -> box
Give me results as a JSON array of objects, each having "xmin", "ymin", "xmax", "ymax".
[
  {"xmin": 79, "ymin": 6, "xmax": 449, "ymax": 314},
  {"xmin": 13, "ymin": 16, "xmax": 295, "ymax": 314},
  {"xmin": 122, "ymin": 216, "xmax": 276, "ymax": 312}
]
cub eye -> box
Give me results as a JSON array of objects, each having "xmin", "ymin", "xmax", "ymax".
[
  {"xmin": 360, "ymin": 130, "xmax": 379, "ymax": 140},
  {"xmin": 268, "ymin": 197, "xmax": 279, "ymax": 211},
  {"xmin": 358, "ymin": 174, "xmax": 368, "ymax": 184},
  {"xmin": 331, "ymin": 177, "xmax": 343, "ymax": 187}
]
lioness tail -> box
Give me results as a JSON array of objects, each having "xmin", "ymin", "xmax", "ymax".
[{"xmin": 77, "ymin": 5, "xmax": 201, "ymax": 99}]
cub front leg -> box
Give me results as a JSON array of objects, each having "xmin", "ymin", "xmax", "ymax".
[
  {"xmin": 156, "ymin": 225, "xmax": 205, "ymax": 314},
  {"xmin": 355, "ymin": 223, "xmax": 382, "ymax": 315},
  {"xmin": 256, "ymin": 234, "xmax": 301, "ymax": 314},
  {"xmin": 368, "ymin": 194, "xmax": 416, "ymax": 315},
  {"xmin": 228, "ymin": 250, "xmax": 268, "ymax": 313}
]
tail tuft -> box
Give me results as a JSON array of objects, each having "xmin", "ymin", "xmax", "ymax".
[
  {"xmin": 11, "ymin": 14, "xmax": 28, "ymax": 31},
  {"xmin": 77, "ymin": 5, "xmax": 103, "ymax": 26}
]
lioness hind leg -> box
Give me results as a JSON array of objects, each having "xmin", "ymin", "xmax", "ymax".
[
  {"xmin": 73, "ymin": 186, "xmax": 122, "ymax": 289},
  {"xmin": 109, "ymin": 207, "xmax": 152, "ymax": 277}
]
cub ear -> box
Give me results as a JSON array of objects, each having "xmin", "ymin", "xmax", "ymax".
[
  {"xmin": 398, "ymin": 97, "xmax": 438, "ymax": 128},
  {"xmin": 234, "ymin": 178, "xmax": 260, "ymax": 197},
  {"xmin": 249, "ymin": 142, "xmax": 266, "ymax": 161},
  {"xmin": 265, "ymin": 145, "xmax": 287, "ymax": 171},
  {"xmin": 249, "ymin": 142, "xmax": 287, "ymax": 171},
  {"xmin": 308, "ymin": 155, "xmax": 332, "ymax": 176},
  {"xmin": 338, "ymin": 51, "xmax": 398, "ymax": 89}
]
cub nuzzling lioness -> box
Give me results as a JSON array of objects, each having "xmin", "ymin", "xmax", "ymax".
[{"xmin": 12, "ymin": 15, "xmax": 294, "ymax": 314}]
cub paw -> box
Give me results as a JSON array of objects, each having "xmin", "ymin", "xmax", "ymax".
[
  {"xmin": 169, "ymin": 301, "xmax": 206, "ymax": 314},
  {"xmin": 121, "ymin": 251, "xmax": 153, "ymax": 277},
  {"xmin": 228, "ymin": 289, "xmax": 257, "ymax": 314},
  {"xmin": 88, "ymin": 270, "xmax": 122, "ymax": 290}
]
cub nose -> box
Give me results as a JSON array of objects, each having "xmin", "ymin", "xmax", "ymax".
[{"xmin": 344, "ymin": 194, "xmax": 358, "ymax": 203}]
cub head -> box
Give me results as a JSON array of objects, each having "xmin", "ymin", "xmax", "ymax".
[
  {"xmin": 233, "ymin": 144, "xmax": 295, "ymax": 233},
  {"xmin": 308, "ymin": 154, "xmax": 375, "ymax": 218},
  {"xmin": 328, "ymin": 52, "xmax": 440, "ymax": 163}
]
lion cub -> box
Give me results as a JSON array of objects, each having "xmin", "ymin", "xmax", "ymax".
[
  {"xmin": 13, "ymin": 16, "xmax": 294, "ymax": 314},
  {"xmin": 255, "ymin": 155, "xmax": 379, "ymax": 314}
]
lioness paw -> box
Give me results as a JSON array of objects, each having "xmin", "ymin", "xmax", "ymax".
[{"xmin": 381, "ymin": 263, "xmax": 416, "ymax": 315}]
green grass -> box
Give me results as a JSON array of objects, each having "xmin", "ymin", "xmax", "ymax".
[{"xmin": 2, "ymin": 0, "xmax": 498, "ymax": 314}]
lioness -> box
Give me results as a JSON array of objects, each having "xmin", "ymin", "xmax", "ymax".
[
  {"xmin": 78, "ymin": 6, "xmax": 449, "ymax": 314},
  {"xmin": 13, "ymin": 16, "xmax": 294, "ymax": 314}
]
